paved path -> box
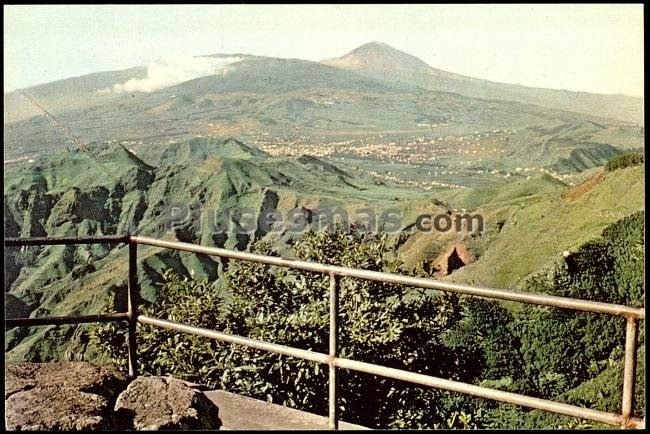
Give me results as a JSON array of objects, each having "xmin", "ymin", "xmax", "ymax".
[{"xmin": 205, "ymin": 390, "xmax": 369, "ymax": 430}]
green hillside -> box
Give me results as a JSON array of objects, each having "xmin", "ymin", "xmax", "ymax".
[
  {"xmin": 4, "ymin": 137, "xmax": 438, "ymax": 361},
  {"xmin": 438, "ymin": 166, "xmax": 645, "ymax": 289},
  {"xmin": 4, "ymin": 136, "xmax": 645, "ymax": 362}
]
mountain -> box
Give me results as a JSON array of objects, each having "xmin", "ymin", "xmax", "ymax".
[
  {"xmin": 5, "ymin": 135, "xmax": 453, "ymax": 360},
  {"xmin": 323, "ymin": 42, "xmax": 643, "ymax": 125},
  {"xmin": 323, "ymin": 42, "xmax": 458, "ymax": 80},
  {"xmin": 3, "ymin": 66, "xmax": 148, "ymax": 124},
  {"xmin": 5, "ymin": 51, "xmax": 641, "ymax": 173},
  {"xmin": 158, "ymin": 136, "xmax": 268, "ymax": 165},
  {"xmin": 323, "ymin": 41, "xmax": 435, "ymax": 74}
]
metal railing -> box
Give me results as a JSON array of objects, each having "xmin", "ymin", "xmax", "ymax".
[{"xmin": 4, "ymin": 235, "xmax": 645, "ymax": 429}]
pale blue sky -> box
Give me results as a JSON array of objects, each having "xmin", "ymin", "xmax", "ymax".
[{"xmin": 3, "ymin": 4, "xmax": 644, "ymax": 96}]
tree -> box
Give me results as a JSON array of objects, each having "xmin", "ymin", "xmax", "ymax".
[{"xmin": 90, "ymin": 227, "xmax": 481, "ymax": 428}]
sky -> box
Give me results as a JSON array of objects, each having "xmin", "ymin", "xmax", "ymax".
[{"xmin": 3, "ymin": 4, "xmax": 644, "ymax": 96}]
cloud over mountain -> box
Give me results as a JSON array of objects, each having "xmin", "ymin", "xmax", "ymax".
[{"xmin": 108, "ymin": 55, "xmax": 242, "ymax": 93}]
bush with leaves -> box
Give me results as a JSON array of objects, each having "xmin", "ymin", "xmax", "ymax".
[
  {"xmin": 90, "ymin": 270, "xmax": 227, "ymax": 380},
  {"xmin": 90, "ymin": 227, "xmax": 485, "ymax": 428},
  {"xmin": 517, "ymin": 211, "xmax": 644, "ymax": 399},
  {"xmin": 443, "ymin": 297, "xmax": 525, "ymax": 383}
]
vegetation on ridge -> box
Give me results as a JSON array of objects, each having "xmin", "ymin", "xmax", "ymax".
[{"xmin": 605, "ymin": 152, "xmax": 644, "ymax": 172}]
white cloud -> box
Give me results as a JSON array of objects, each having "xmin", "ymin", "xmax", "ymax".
[{"xmin": 107, "ymin": 55, "xmax": 242, "ymax": 93}]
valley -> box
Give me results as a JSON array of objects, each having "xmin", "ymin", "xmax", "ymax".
[{"xmin": 3, "ymin": 38, "xmax": 645, "ymax": 429}]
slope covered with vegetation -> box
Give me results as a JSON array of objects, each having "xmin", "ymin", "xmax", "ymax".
[
  {"xmin": 4, "ymin": 137, "xmax": 442, "ymax": 361},
  {"xmin": 89, "ymin": 211, "xmax": 644, "ymax": 429},
  {"xmin": 434, "ymin": 166, "xmax": 644, "ymax": 288},
  {"xmin": 5, "ymin": 140, "xmax": 644, "ymax": 367}
]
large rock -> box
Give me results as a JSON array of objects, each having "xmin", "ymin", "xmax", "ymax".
[
  {"xmin": 5, "ymin": 362, "xmax": 127, "ymax": 430},
  {"xmin": 114, "ymin": 376, "xmax": 221, "ymax": 430},
  {"xmin": 6, "ymin": 386, "xmax": 110, "ymax": 430}
]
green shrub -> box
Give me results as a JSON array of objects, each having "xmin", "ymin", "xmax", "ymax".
[
  {"xmin": 605, "ymin": 152, "xmax": 644, "ymax": 172},
  {"xmin": 90, "ymin": 227, "xmax": 484, "ymax": 429},
  {"xmin": 89, "ymin": 212, "xmax": 645, "ymax": 428},
  {"xmin": 517, "ymin": 211, "xmax": 645, "ymax": 399}
]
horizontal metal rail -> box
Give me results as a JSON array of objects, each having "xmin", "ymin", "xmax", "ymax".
[
  {"xmin": 5, "ymin": 313, "xmax": 129, "ymax": 328},
  {"xmin": 138, "ymin": 315, "xmax": 330, "ymax": 364},
  {"xmin": 138, "ymin": 315, "xmax": 643, "ymax": 429},
  {"xmin": 5, "ymin": 235, "xmax": 129, "ymax": 247},
  {"xmin": 333, "ymin": 357, "xmax": 644, "ymax": 429},
  {"xmin": 131, "ymin": 236, "xmax": 645, "ymax": 320}
]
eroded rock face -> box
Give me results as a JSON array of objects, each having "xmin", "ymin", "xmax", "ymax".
[
  {"xmin": 425, "ymin": 242, "xmax": 475, "ymax": 277},
  {"xmin": 114, "ymin": 376, "xmax": 221, "ymax": 430},
  {"xmin": 4, "ymin": 362, "xmax": 127, "ymax": 431}
]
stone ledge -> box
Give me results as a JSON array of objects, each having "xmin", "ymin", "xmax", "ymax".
[{"xmin": 205, "ymin": 390, "xmax": 369, "ymax": 430}]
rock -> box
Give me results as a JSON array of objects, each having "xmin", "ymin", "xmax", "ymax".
[
  {"xmin": 114, "ymin": 376, "xmax": 221, "ymax": 430},
  {"xmin": 425, "ymin": 242, "xmax": 475, "ymax": 277},
  {"xmin": 6, "ymin": 386, "xmax": 110, "ymax": 430},
  {"xmin": 5, "ymin": 361, "xmax": 126, "ymax": 400},
  {"xmin": 4, "ymin": 362, "xmax": 127, "ymax": 430}
]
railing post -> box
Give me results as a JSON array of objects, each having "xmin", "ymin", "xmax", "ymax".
[
  {"xmin": 127, "ymin": 238, "xmax": 139, "ymax": 378},
  {"xmin": 328, "ymin": 272, "xmax": 339, "ymax": 430},
  {"xmin": 621, "ymin": 315, "xmax": 638, "ymax": 426}
]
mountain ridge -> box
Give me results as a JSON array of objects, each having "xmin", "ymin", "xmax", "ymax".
[
  {"xmin": 322, "ymin": 42, "xmax": 643, "ymax": 124},
  {"xmin": 5, "ymin": 42, "xmax": 642, "ymax": 126},
  {"xmin": 3, "ymin": 42, "xmax": 644, "ymax": 178}
]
